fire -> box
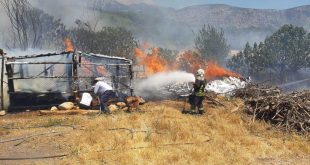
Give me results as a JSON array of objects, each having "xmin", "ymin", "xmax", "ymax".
[
  {"xmin": 205, "ymin": 61, "xmax": 241, "ymax": 80},
  {"xmin": 65, "ymin": 37, "xmax": 74, "ymax": 52},
  {"xmin": 134, "ymin": 48, "xmax": 168, "ymax": 75},
  {"xmin": 96, "ymin": 66, "xmax": 107, "ymax": 75},
  {"xmin": 81, "ymin": 57, "xmax": 107, "ymax": 76},
  {"xmin": 177, "ymin": 50, "xmax": 206, "ymax": 74},
  {"xmin": 134, "ymin": 44, "xmax": 241, "ymax": 80}
]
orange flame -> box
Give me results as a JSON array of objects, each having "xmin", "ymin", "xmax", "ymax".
[
  {"xmin": 177, "ymin": 50, "xmax": 207, "ymax": 74},
  {"xmin": 134, "ymin": 48, "xmax": 168, "ymax": 75},
  {"xmin": 205, "ymin": 61, "xmax": 241, "ymax": 80},
  {"xmin": 97, "ymin": 66, "xmax": 107, "ymax": 75},
  {"xmin": 81, "ymin": 57, "xmax": 107, "ymax": 76},
  {"xmin": 134, "ymin": 44, "xmax": 241, "ymax": 80},
  {"xmin": 65, "ymin": 37, "xmax": 74, "ymax": 52}
]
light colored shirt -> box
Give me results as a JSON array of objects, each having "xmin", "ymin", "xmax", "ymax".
[{"xmin": 94, "ymin": 81, "xmax": 113, "ymax": 95}]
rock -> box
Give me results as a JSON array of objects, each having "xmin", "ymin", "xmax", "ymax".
[
  {"xmin": 125, "ymin": 96, "xmax": 137, "ymax": 104},
  {"xmin": 125, "ymin": 96, "xmax": 146, "ymax": 106},
  {"xmin": 0, "ymin": 111, "xmax": 6, "ymax": 116},
  {"xmin": 51, "ymin": 106, "xmax": 58, "ymax": 111},
  {"xmin": 58, "ymin": 102, "xmax": 75, "ymax": 110},
  {"xmin": 137, "ymin": 96, "xmax": 146, "ymax": 105},
  {"xmin": 108, "ymin": 104, "xmax": 119, "ymax": 113},
  {"xmin": 116, "ymin": 102, "xmax": 126, "ymax": 108},
  {"xmin": 128, "ymin": 101, "xmax": 140, "ymax": 108}
]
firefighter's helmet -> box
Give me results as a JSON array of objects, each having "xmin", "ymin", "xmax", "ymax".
[{"xmin": 196, "ymin": 69, "xmax": 205, "ymax": 76}]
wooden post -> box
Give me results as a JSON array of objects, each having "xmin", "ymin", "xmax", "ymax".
[
  {"xmin": 129, "ymin": 65, "xmax": 133, "ymax": 96},
  {"xmin": 0, "ymin": 49, "xmax": 4, "ymax": 110},
  {"xmin": 115, "ymin": 65, "xmax": 120, "ymax": 91},
  {"xmin": 72, "ymin": 53, "xmax": 79, "ymax": 101},
  {"xmin": 6, "ymin": 64, "xmax": 14, "ymax": 93}
]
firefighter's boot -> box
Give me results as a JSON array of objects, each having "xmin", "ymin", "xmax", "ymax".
[
  {"xmin": 190, "ymin": 105, "xmax": 197, "ymax": 114},
  {"xmin": 198, "ymin": 107, "xmax": 205, "ymax": 114}
]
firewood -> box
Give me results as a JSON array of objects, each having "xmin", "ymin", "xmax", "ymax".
[
  {"xmin": 234, "ymin": 83, "xmax": 310, "ymax": 134},
  {"xmin": 39, "ymin": 110, "xmax": 100, "ymax": 115}
]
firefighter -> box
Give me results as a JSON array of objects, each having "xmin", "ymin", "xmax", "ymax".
[
  {"xmin": 190, "ymin": 68, "xmax": 207, "ymax": 114},
  {"xmin": 93, "ymin": 77, "xmax": 114, "ymax": 113}
]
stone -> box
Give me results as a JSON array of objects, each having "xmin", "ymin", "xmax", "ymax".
[
  {"xmin": 0, "ymin": 111, "xmax": 6, "ymax": 116},
  {"xmin": 116, "ymin": 102, "xmax": 126, "ymax": 108},
  {"xmin": 125, "ymin": 96, "xmax": 145, "ymax": 106},
  {"xmin": 50, "ymin": 106, "xmax": 58, "ymax": 111},
  {"xmin": 108, "ymin": 104, "xmax": 119, "ymax": 113},
  {"xmin": 58, "ymin": 102, "xmax": 75, "ymax": 110}
]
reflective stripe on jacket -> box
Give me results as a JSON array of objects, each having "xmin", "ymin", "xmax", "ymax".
[{"xmin": 194, "ymin": 79, "xmax": 206, "ymax": 96}]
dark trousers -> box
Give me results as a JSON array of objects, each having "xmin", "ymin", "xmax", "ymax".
[
  {"xmin": 99, "ymin": 90, "xmax": 115, "ymax": 112},
  {"xmin": 189, "ymin": 94, "xmax": 204, "ymax": 110}
]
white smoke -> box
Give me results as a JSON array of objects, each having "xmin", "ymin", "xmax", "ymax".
[
  {"xmin": 134, "ymin": 71, "xmax": 195, "ymax": 99},
  {"xmin": 28, "ymin": 0, "xmax": 143, "ymax": 28},
  {"xmin": 29, "ymin": 0, "xmax": 95, "ymax": 27},
  {"xmin": 116, "ymin": 0, "xmax": 153, "ymax": 5}
]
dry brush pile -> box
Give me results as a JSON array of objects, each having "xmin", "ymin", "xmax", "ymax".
[{"xmin": 234, "ymin": 84, "xmax": 310, "ymax": 134}]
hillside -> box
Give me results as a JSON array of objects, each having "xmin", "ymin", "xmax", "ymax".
[
  {"xmin": 0, "ymin": 99, "xmax": 309, "ymax": 164},
  {"xmin": 171, "ymin": 4, "xmax": 310, "ymax": 30},
  {"xmin": 92, "ymin": 2, "xmax": 310, "ymax": 49}
]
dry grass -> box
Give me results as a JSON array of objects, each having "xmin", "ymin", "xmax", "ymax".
[{"xmin": 0, "ymin": 98, "xmax": 309, "ymax": 165}]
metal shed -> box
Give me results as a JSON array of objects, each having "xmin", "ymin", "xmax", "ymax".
[{"xmin": 5, "ymin": 51, "xmax": 133, "ymax": 111}]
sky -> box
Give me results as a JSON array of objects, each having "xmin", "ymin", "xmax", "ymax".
[{"xmin": 121, "ymin": 0, "xmax": 310, "ymax": 9}]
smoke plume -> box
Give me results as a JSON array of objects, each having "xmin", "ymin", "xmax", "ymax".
[{"xmin": 134, "ymin": 71, "xmax": 195, "ymax": 99}]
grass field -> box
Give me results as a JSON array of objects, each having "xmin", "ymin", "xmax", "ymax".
[{"xmin": 0, "ymin": 98, "xmax": 309, "ymax": 164}]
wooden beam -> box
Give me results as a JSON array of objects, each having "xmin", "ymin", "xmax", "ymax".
[{"xmin": 39, "ymin": 110, "xmax": 100, "ymax": 115}]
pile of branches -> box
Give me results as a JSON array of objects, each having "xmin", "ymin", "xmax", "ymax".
[
  {"xmin": 162, "ymin": 82, "xmax": 192, "ymax": 98},
  {"xmin": 235, "ymin": 84, "xmax": 310, "ymax": 134}
]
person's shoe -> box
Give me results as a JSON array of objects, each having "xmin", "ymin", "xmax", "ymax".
[
  {"xmin": 198, "ymin": 108, "xmax": 205, "ymax": 114},
  {"xmin": 189, "ymin": 108, "xmax": 195, "ymax": 114}
]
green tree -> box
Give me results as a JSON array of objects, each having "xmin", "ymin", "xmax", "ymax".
[
  {"xmin": 71, "ymin": 22, "xmax": 137, "ymax": 58},
  {"xmin": 157, "ymin": 48, "xmax": 179, "ymax": 62},
  {"xmin": 194, "ymin": 25, "xmax": 229, "ymax": 63},
  {"xmin": 1, "ymin": 0, "xmax": 66, "ymax": 50},
  {"xmin": 264, "ymin": 24, "xmax": 310, "ymax": 72},
  {"xmin": 228, "ymin": 24, "xmax": 310, "ymax": 82},
  {"xmin": 227, "ymin": 51, "xmax": 245, "ymax": 74}
]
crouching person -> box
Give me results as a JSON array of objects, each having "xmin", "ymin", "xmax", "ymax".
[{"xmin": 93, "ymin": 77, "xmax": 114, "ymax": 113}]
